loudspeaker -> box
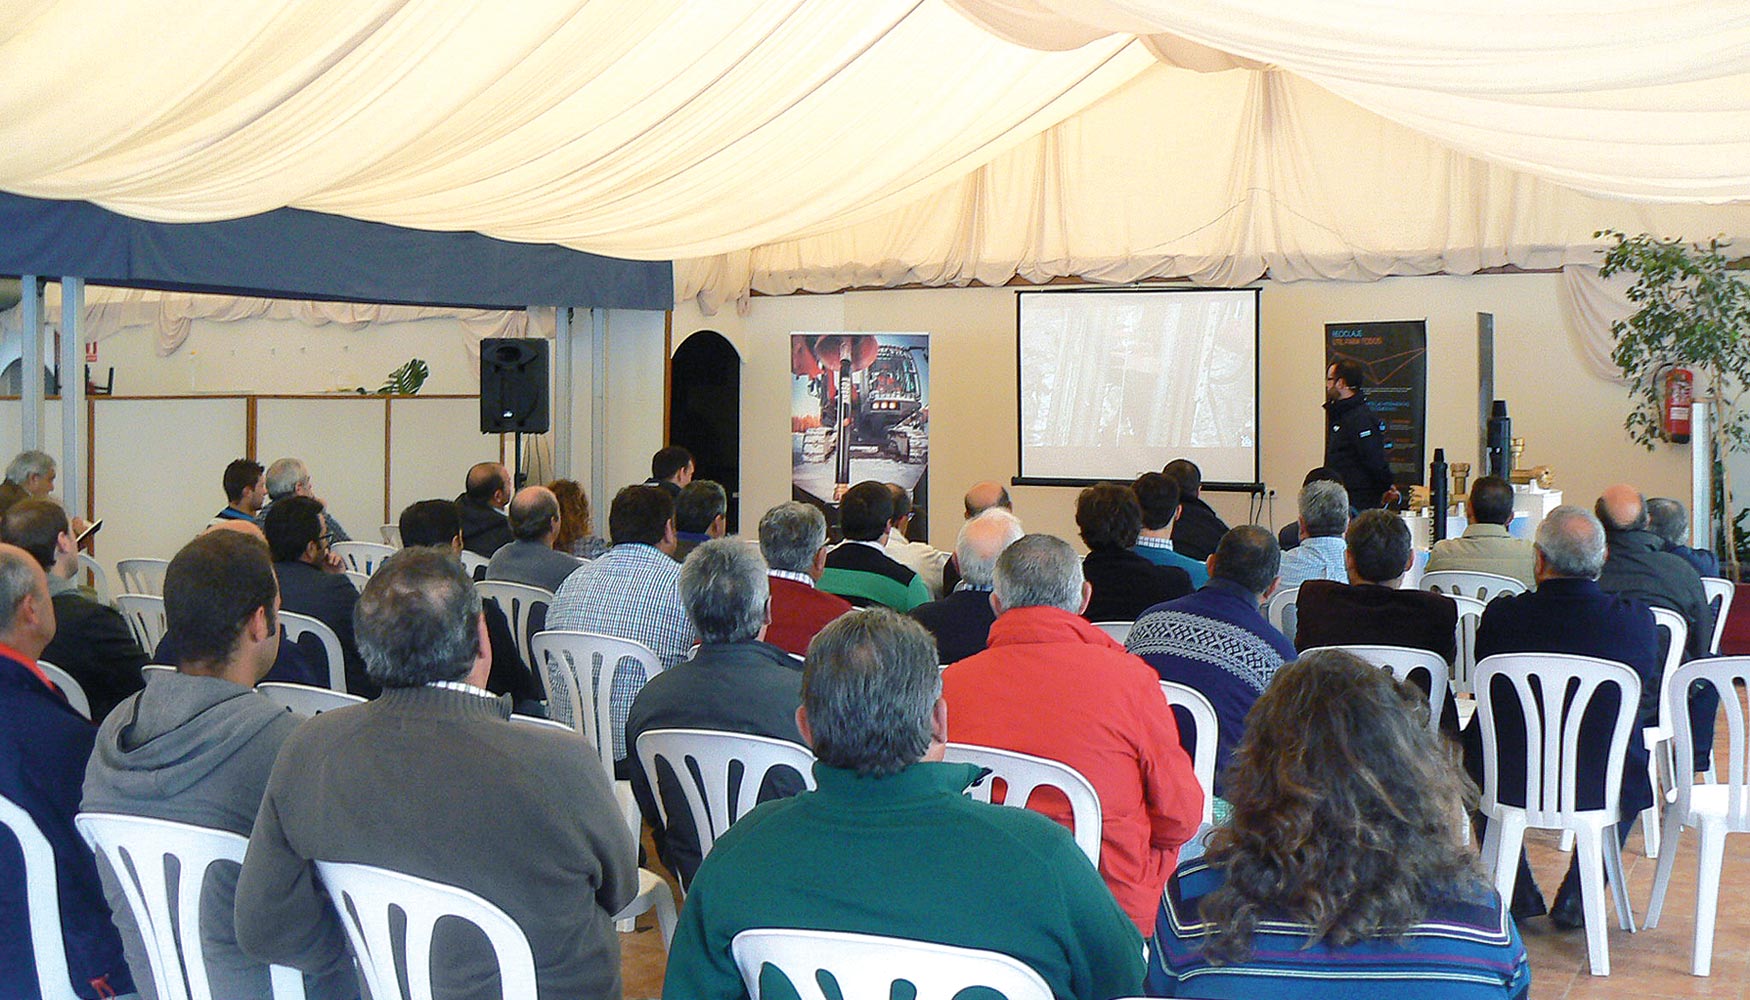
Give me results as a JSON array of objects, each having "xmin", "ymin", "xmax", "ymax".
[{"xmin": 479, "ymin": 338, "xmax": 549, "ymax": 434}]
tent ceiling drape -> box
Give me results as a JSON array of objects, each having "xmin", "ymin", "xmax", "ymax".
[{"xmin": 4, "ymin": 1, "xmax": 1749, "ymax": 311}]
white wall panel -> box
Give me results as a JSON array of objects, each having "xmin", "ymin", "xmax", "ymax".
[
  {"xmin": 90, "ymin": 398, "xmax": 247, "ymax": 573},
  {"xmin": 256, "ymin": 398, "xmax": 387, "ymax": 531},
  {"xmin": 387, "ymin": 398, "xmax": 504, "ymax": 523}
]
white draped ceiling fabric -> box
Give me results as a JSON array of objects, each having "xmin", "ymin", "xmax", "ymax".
[{"xmin": 3, "ymin": 0, "xmax": 1749, "ymax": 313}]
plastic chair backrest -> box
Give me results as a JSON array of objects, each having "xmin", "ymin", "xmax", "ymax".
[
  {"xmin": 1420, "ymin": 570, "xmax": 1526, "ymax": 603},
  {"xmin": 530, "ymin": 629, "xmax": 662, "ymax": 774},
  {"xmin": 257, "ymin": 682, "xmax": 365, "ymax": 717},
  {"xmin": 634, "ymin": 728, "xmax": 817, "ymax": 864},
  {"xmin": 459, "ymin": 551, "xmax": 490, "ymax": 579},
  {"xmin": 1158, "ymin": 681, "xmax": 1216, "ymax": 824},
  {"xmin": 77, "ymin": 553, "xmax": 110, "ymax": 605},
  {"xmin": 315, "ymin": 861, "xmax": 537, "ymax": 1000},
  {"xmin": 277, "ymin": 611, "xmax": 347, "ymax": 692},
  {"xmin": 116, "ymin": 557, "xmax": 170, "ymax": 597},
  {"xmin": 1307, "ymin": 644, "xmax": 1448, "ymax": 737},
  {"xmin": 330, "ymin": 542, "xmax": 395, "ymax": 576},
  {"xmin": 0, "ymin": 792, "xmax": 81, "ymax": 1000},
  {"xmin": 1091, "ymin": 621, "xmax": 1132, "ymax": 644},
  {"xmin": 1474, "ymin": 652, "xmax": 1639, "ymax": 826},
  {"xmin": 731, "ymin": 928, "xmax": 1052, "ymax": 1000},
  {"xmin": 1449, "ymin": 593, "xmax": 1486, "ymax": 696},
  {"xmin": 343, "ymin": 570, "xmax": 369, "ymax": 593},
  {"xmin": 942, "ymin": 743, "xmax": 1102, "ymax": 865},
  {"xmin": 1649, "ymin": 606, "xmax": 1689, "ymax": 732},
  {"xmin": 1701, "ymin": 576, "xmax": 1733, "ymax": 655},
  {"xmin": 379, "ymin": 524, "xmax": 402, "ymax": 547},
  {"xmin": 475, "ymin": 580, "xmax": 553, "ymax": 673},
  {"xmin": 1265, "ymin": 585, "xmax": 1298, "ymax": 639},
  {"xmin": 36, "ymin": 660, "xmax": 90, "ymax": 720},
  {"xmin": 1665, "ymin": 657, "xmax": 1750, "ymax": 830},
  {"xmin": 116, "ymin": 593, "xmax": 168, "ymax": 652},
  {"xmin": 74, "ymin": 813, "xmax": 307, "ymax": 1000}
]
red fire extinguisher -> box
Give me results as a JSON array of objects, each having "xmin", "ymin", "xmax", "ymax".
[{"xmin": 1663, "ymin": 365, "xmax": 1693, "ymax": 444}]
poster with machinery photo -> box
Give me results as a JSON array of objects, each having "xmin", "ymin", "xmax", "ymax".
[{"xmin": 792, "ymin": 333, "xmax": 931, "ymax": 537}]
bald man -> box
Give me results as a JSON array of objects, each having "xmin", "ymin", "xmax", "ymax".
[
  {"xmin": 456, "ymin": 462, "xmax": 514, "ymax": 556},
  {"xmin": 911, "ymin": 509, "xmax": 1025, "ymax": 664},
  {"xmin": 487, "ymin": 485, "xmax": 586, "ymax": 593},
  {"xmin": 942, "ymin": 481, "xmax": 1016, "ymax": 592}
]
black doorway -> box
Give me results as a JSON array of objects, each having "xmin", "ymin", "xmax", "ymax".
[{"xmin": 670, "ymin": 330, "xmax": 742, "ymax": 532}]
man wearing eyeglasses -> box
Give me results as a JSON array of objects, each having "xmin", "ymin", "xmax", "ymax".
[
  {"xmin": 1324, "ymin": 359, "xmax": 1399, "ymax": 510},
  {"xmin": 262, "ymin": 496, "xmax": 373, "ymax": 697}
]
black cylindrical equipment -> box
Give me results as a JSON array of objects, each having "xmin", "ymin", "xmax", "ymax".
[
  {"xmin": 1486, "ymin": 400, "xmax": 1512, "ymax": 480},
  {"xmin": 1430, "ymin": 448, "xmax": 1449, "ymax": 542}
]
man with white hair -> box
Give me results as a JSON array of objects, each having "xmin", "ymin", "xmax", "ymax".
[
  {"xmin": 757, "ymin": 501, "xmax": 851, "ymax": 657},
  {"xmin": 0, "ymin": 449, "xmax": 56, "ymax": 518},
  {"xmin": 263, "ymin": 457, "xmax": 350, "ymax": 542},
  {"xmin": 908, "ymin": 508, "xmax": 1023, "ymax": 663}
]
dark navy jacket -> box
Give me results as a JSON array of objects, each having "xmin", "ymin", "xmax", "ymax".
[
  {"xmin": 910, "ymin": 587, "xmax": 999, "ymax": 665},
  {"xmin": 1324, "ymin": 391, "xmax": 1394, "ymax": 509}
]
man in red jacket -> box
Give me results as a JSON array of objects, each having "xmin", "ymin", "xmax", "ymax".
[
  {"xmin": 942, "ymin": 533, "xmax": 1204, "ymax": 933},
  {"xmin": 758, "ymin": 501, "xmax": 852, "ymax": 657}
]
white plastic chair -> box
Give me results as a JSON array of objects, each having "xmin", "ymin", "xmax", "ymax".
[
  {"xmin": 1700, "ymin": 576, "xmax": 1733, "ymax": 655},
  {"xmin": 1090, "ymin": 621, "xmax": 1132, "ymax": 644},
  {"xmin": 459, "ymin": 550, "xmax": 490, "ymax": 579},
  {"xmin": 36, "ymin": 660, "xmax": 90, "ymax": 720},
  {"xmin": 1158, "ymin": 681, "xmax": 1218, "ymax": 825},
  {"xmin": 475, "ymin": 580, "xmax": 554, "ymax": 675},
  {"xmin": 116, "ymin": 557, "xmax": 170, "ymax": 597},
  {"xmin": 379, "ymin": 524, "xmax": 402, "ymax": 547},
  {"xmin": 74, "ymin": 813, "xmax": 308, "ymax": 1000},
  {"xmin": 531, "ymin": 629, "xmax": 663, "ymax": 776},
  {"xmin": 343, "ymin": 570, "xmax": 369, "ymax": 593},
  {"xmin": 1644, "ymin": 656, "xmax": 1750, "ymax": 976},
  {"xmin": 1264, "ymin": 585, "xmax": 1298, "ymax": 640},
  {"xmin": 116, "ymin": 593, "xmax": 168, "ymax": 653},
  {"xmin": 730, "ymin": 928, "xmax": 1052, "ymax": 1000},
  {"xmin": 77, "ymin": 553, "xmax": 110, "ymax": 605},
  {"xmin": 277, "ymin": 611, "xmax": 348, "ymax": 693},
  {"xmin": 1474, "ymin": 652, "xmax": 1639, "ymax": 976},
  {"xmin": 634, "ymin": 728, "xmax": 818, "ymax": 874},
  {"xmin": 1638, "ymin": 606, "xmax": 1689, "ymax": 859},
  {"xmin": 1307, "ymin": 644, "xmax": 1449, "ymax": 738},
  {"xmin": 1449, "ymin": 592, "xmax": 1486, "ymax": 697},
  {"xmin": 943, "ymin": 743, "xmax": 1102, "ymax": 866},
  {"xmin": 315, "ymin": 861, "xmax": 536, "ymax": 1000},
  {"xmin": 1420, "ymin": 569, "xmax": 1526, "ymax": 603},
  {"xmin": 0, "ymin": 792, "xmax": 83, "ymax": 1000},
  {"xmin": 330, "ymin": 541, "xmax": 395, "ymax": 576},
  {"xmin": 258, "ymin": 682, "xmax": 365, "ymax": 716}
]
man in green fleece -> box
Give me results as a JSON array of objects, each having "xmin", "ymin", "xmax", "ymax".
[
  {"xmin": 663, "ymin": 608, "xmax": 1144, "ymax": 1000},
  {"xmin": 81, "ymin": 529, "xmax": 359, "ymax": 999}
]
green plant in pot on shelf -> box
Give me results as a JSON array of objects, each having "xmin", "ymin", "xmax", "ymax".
[{"xmin": 1600, "ymin": 230, "xmax": 1750, "ymax": 581}]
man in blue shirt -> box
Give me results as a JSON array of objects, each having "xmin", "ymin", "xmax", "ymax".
[{"xmin": 1130, "ymin": 473, "xmax": 1209, "ymax": 588}]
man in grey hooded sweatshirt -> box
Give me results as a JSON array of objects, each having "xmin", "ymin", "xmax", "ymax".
[{"xmin": 81, "ymin": 530, "xmax": 358, "ymax": 999}]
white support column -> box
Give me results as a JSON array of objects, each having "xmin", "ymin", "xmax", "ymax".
[
  {"xmin": 553, "ymin": 306, "xmax": 573, "ymax": 480},
  {"xmin": 19, "ymin": 275, "xmax": 42, "ymax": 451},
  {"xmin": 590, "ymin": 308, "xmax": 608, "ymax": 517},
  {"xmin": 1693, "ymin": 400, "xmax": 1714, "ymax": 550},
  {"xmin": 58, "ymin": 277, "xmax": 85, "ymax": 517}
]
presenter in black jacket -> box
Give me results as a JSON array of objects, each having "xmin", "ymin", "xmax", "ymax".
[{"xmin": 1324, "ymin": 359, "xmax": 1398, "ymax": 509}]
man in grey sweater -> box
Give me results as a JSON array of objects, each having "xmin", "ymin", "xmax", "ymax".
[
  {"xmin": 486, "ymin": 484, "xmax": 586, "ymax": 593},
  {"xmin": 81, "ymin": 530, "xmax": 358, "ymax": 999},
  {"xmin": 236, "ymin": 547, "xmax": 639, "ymax": 1000}
]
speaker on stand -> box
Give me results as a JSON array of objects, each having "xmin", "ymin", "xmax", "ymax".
[{"xmin": 479, "ymin": 338, "xmax": 550, "ymax": 490}]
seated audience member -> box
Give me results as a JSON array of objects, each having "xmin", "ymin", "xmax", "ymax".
[
  {"xmin": 455, "ymin": 461, "xmax": 514, "ymax": 556},
  {"xmin": 671, "ymin": 479, "xmax": 728, "ymax": 562},
  {"xmin": 645, "ymin": 445, "xmax": 694, "ymax": 498},
  {"xmin": 757, "ymin": 501, "xmax": 851, "ymax": 657},
  {"xmin": 0, "ymin": 451, "xmax": 89, "ymax": 536},
  {"xmin": 910, "ymin": 509, "xmax": 1023, "ymax": 664},
  {"xmin": 939, "ymin": 480, "xmax": 1015, "ymax": 591},
  {"xmin": 549, "ymin": 478, "xmax": 610, "ymax": 559},
  {"xmin": 0, "ymin": 543, "xmax": 136, "ymax": 999},
  {"xmin": 486, "ymin": 485, "xmax": 585, "ymax": 593},
  {"xmin": 1130, "ymin": 472, "xmax": 1210, "ymax": 588},
  {"xmin": 1424, "ymin": 475, "xmax": 1535, "ymax": 588},
  {"xmin": 883, "ymin": 483, "xmax": 951, "ymax": 598},
  {"xmin": 1275, "ymin": 480, "xmax": 1350, "ymax": 591},
  {"xmin": 1149, "ymin": 649, "xmax": 1529, "ymax": 998},
  {"xmin": 1295, "ymin": 509, "xmax": 1460, "ymax": 736},
  {"xmin": 943, "ymin": 534, "xmax": 1203, "ymax": 934},
  {"xmin": 1464, "ymin": 505, "xmax": 1659, "ymax": 928},
  {"xmin": 236, "ymin": 548, "xmax": 637, "ymax": 999},
  {"xmin": 82, "ymin": 531, "xmax": 358, "ymax": 1000},
  {"xmin": 1077, "ymin": 482, "xmax": 1191, "ymax": 622},
  {"xmin": 626, "ymin": 539, "xmax": 807, "ymax": 888},
  {"xmin": 263, "ymin": 496, "xmax": 373, "ymax": 697},
  {"xmin": 819, "ymin": 481, "xmax": 930, "ymax": 611},
  {"xmin": 1277, "ymin": 466, "xmax": 1343, "ymax": 551},
  {"xmin": 1647, "ymin": 495, "xmax": 1720, "ymax": 579},
  {"xmin": 1164, "ymin": 459, "xmax": 1230, "ymax": 562},
  {"xmin": 263, "ymin": 457, "xmax": 350, "ymax": 542},
  {"xmin": 399, "ymin": 500, "xmax": 542, "ymax": 709},
  {"xmin": 1127, "ymin": 525, "xmax": 1294, "ymax": 799},
  {"xmin": 2, "ymin": 499, "xmax": 147, "ymax": 721},
  {"xmin": 213, "ymin": 457, "xmax": 267, "ymax": 525},
  {"xmin": 665, "ymin": 609, "xmax": 1145, "ymax": 1000},
  {"xmin": 549, "ymin": 486, "xmax": 698, "ymax": 771}
]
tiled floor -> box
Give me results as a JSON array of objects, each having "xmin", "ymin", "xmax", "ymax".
[{"xmin": 619, "ymin": 688, "xmax": 1750, "ymax": 999}]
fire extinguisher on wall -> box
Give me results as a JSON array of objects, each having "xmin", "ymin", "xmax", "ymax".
[{"xmin": 1662, "ymin": 364, "xmax": 1694, "ymax": 444}]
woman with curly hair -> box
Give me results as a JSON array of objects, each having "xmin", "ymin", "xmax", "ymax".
[
  {"xmin": 1147, "ymin": 649, "xmax": 1529, "ymax": 998},
  {"xmin": 548, "ymin": 479, "xmax": 610, "ymax": 560}
]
